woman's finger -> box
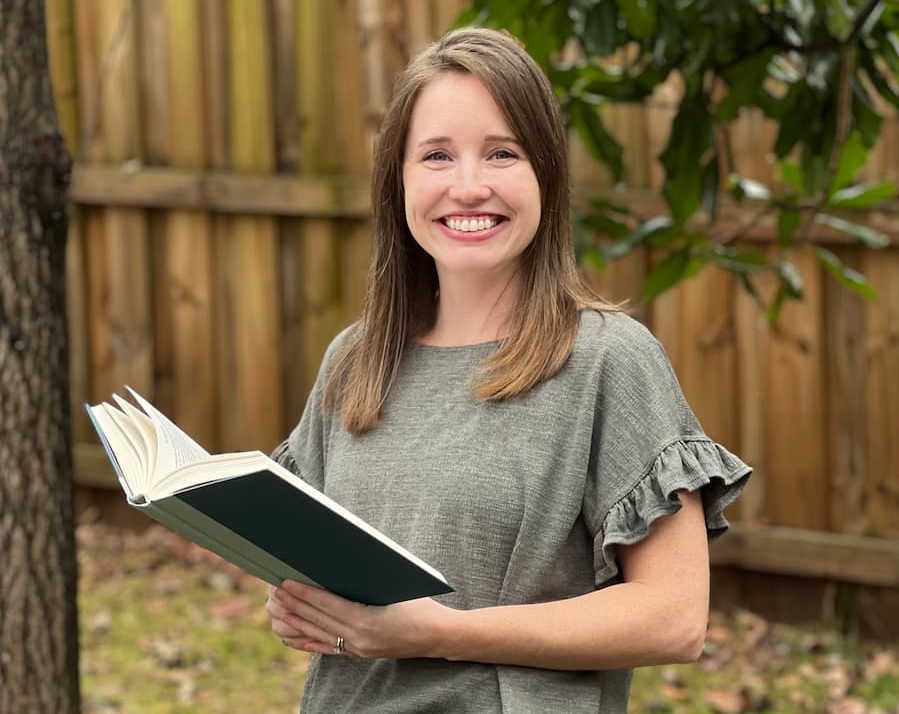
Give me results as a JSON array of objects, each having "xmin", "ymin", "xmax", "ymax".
[{"xmin": 273, "ymin": 588, "xmax": 348, "ymax": 640}]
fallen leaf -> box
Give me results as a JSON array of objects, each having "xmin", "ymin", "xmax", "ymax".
[
  {"xmin": 827, "ymin": 696, "xmax": 867, "ymax": 714},
  {"xmin": 704, "ymin": 688, "xmax": 746, "ymax": 714}
]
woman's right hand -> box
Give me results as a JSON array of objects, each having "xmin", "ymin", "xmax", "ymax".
[{"xmin": 267, "ymin": 584, "xmax": 306, "ymax": 645}]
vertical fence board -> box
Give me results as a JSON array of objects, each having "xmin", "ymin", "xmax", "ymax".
[
  {"xmin": 297, "ymin": 0, "xmax": 343, "ymax": 394},
  {"xmin": 825, "ymin": 246, "xmax": 868, "ymax": 535},
  {"xmin": 138, "ymin": 0, "xmax": 169, "ymax": 165},
  {"xmin": 405, "ymin": 0, "xmax": 432, "ymax": 55},
  {"xmin": 77, "ymin": 0, "xmax": 153, "ymax": 400},
  {"xmin": 337, "ymin": 0, "xmax": 374, "ymax": 325},
  {"xmin": 431, "ymin": 0, "xmax": 468, "ymax": 35},
  {"xmin": 218, "ymin": 0, "xmax": 281, "ymax": 451},
  {"xmin": 864, "ymin": 248, "xmax": 899, "ymax": 538},
  {"xmin": 199, "ymin": 0, "xmax": 230, "ymax": 170},
  {"xmin": 765, "ymin": 251, "xmax": 829, "ymax": 529},
  {"xmin": 733, "ymin": 260, "xmax": 772, "ymax": 523},
  {"xmin": 271, "ymin": 0, "xmax": 300, "ymax": 173},
  {"xmin": 154, "ymin": 0, "xmax": 217, "ymax": 450},
  {"xmin": 651, "ymin": 268, "xmax": 739, "ymax": 448}
]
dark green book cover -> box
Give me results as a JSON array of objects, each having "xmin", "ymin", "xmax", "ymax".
[{"xmin": 173, "ymin": 470, "xmax": 454, "ymax": 606}]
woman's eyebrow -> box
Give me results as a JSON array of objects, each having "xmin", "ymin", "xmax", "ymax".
[
  {"xmin": 416, "ymin": 136, "xmax": 451, "ymax": 148},
  {"xmin": 485, "ymin": 134, "xmax": 521, "ymax": 145},
  {"xmin": 415, "ymin": 134, "xmax": 522, "ymax": 149}
]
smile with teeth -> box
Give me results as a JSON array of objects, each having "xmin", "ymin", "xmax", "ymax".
[{"xmin": 442, "ymin": 215, "xmax": 503, "ymax": 232}]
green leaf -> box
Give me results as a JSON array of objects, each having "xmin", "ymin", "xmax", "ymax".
[
  {"xmin": 785, "ymin": 0, "xmax": 816, "ymax": 41},
  {"xmin": 852, "ymin": 81, "xmax": 884, "ymax": 149},
  {"xmin": 777, "ymin": 206, "xmax": 801, "ymax": 246},
  {"xmin": 589, "ymin": 196, "xmax": 632, "ymax": 217},
  {"xmin": 581, "ymin": 213, "xmax": 631, "ymax": 238},
  {"xmin": 861, "ymin": 56, "xmax": 899, "ymax": 110},
  {"xmin": 643, "ymin": 250, "xmax": 690, "ymax": 300},
  {"xmin": 453, "ymin": 6, "xmax": 489, "ymax": 28},
  {"xmin": 766, "ymin": 285, "xmax": 788, "ymax": 323},
  {"xmin": 716, "ymin": 50, "xmax": 775, "ymax": 120},
  {"xmin": 659, "ymin": 99, "xmax": 713, "ymax": 224},
  {"xmin": 603, "ymin": 216, "xmax": 675, "ymax": 260},
  {"xmin": 580, "ymin": 246, "xmax": 607, "ymax": 274},
  {"xmin": 813, "ymin": 246, "xmax": 879, "ymax": 300},
  {"xmin": 581, "ymin": 0, "xmax": 620, "ymax": 56},
  {"xmin": 707, "ymin": 246, "xmax": 772, "ymax": 272},
  {"xmin": 815, "ymin": 213, "xmax": 890, "ymax": 248},
  {"xmin": 779, "ymin": 161, "xmax": 805, "ymax": 192},
  {"xmin": 729, "ymin": 174, "xmax": 772, "ymax": 201},
  {"xmin": 825, "ymin": 0, "xmax": 855, "ymax": 41},
  {"xmin": 618, "ymin": 0, "xmax": 657, "ymax": 41},
  {"xmin": 779, "ymin": 261, "xmax": 804, "ymax": 298},
  {"xmin": 831, "ymin": 132, "xmax": 870, "ymax": 192},
  {"xmin": 569, "ymin": 100, "xmax": 624, "ymax": 182},
  {"xmin": 830, "ymin": 180, "xmax": 898, "ymax": 208},
  {"xmin": 702, "ymin": 155, "xmax": 720, "ymax": 218}
]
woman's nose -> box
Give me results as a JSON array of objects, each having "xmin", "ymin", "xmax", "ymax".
[{"xmin": 447, "ymin": 162, "xmax": 491, "ymax": 204}]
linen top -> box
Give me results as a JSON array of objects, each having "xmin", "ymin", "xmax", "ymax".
[{"xmin": 272, "ymin": 309, "xmax": 752, "ymax": 713}]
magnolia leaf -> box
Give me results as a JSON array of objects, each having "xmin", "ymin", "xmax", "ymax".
[
  {"xmin": 815, "ymin": 213, "xmax": 890, "ymax": 248},
  {"xmin": 570, "ymin": 100, "xmax": 624, "ymax": 183},
  {"xmin": 778, "ymin": 206, "xmax": 801, "ymax": 246},
  {"xmin": 830, "ymin": 181, "xmax": 897, "ymax": 209},
  {"xmin": 779, "ymin": 161, "xmax": 804, "ymax": 192},
  {"xmin": 660, "ymin": 100, "xmax": 713, "ymax": 223},
  {"xmin": 729, "ymin": 174, "xmax": 772, "ymax": 201},
  {"xmin": 825, "ymin": 0, "xmax": 854, "ymax": 41},
  {"xmin": 644, "ymin": 250, "xmax": 691, "ymax": 300},
  {"xmin": 779, "ymin": 261, "xmax": 804, "ymax": 298},
  {"xmin": 603, "ymin": 216, "xmax": 675, "ymax": 260},
  {"xmin": 831, "ymin": 133, "xmax": 870, "ymax": 192},
  {"xmin": 618, "ymin": 0, "xmax": 657, "ymax": 41},
  {"xmin": 814, "ymin": 246, "xmax": 879, "ymax": 300}
]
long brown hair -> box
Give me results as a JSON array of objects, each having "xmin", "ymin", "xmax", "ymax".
[{"xmin": 325, "ymin": 27, "xmax": 617, "ymax": 433}]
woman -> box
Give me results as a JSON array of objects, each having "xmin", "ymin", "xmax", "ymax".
[{"xmin": 266, "ymin": 27, "xmax": 751, "ymax": 713}]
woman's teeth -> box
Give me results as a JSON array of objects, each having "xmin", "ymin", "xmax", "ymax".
[{"xmin": 444, "ymin": 216, "xmax": 500, "ymax": 232}]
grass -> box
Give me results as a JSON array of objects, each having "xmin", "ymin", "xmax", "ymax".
[{"xmin": 78, "ymin": 524, "xmax": 899, "ymax": 713}]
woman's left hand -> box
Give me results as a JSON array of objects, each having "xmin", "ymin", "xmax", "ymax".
[{"xmin": 266, "ymin": 580, "xmax": 457, "ymax": 659}]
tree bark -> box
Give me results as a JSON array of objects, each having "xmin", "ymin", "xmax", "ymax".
[{"xmin": 0, "ymin": 0, "xmax": 80, "ymax": 712}]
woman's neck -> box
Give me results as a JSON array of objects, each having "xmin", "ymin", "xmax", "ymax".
[{"xmin": 419, "ymin": 270, "xmax": 521, "ymax": 347}]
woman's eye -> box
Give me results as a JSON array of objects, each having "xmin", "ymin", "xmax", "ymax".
[
  {"xmin": 491, "ymin": 148, "xmax": 517, "ymax": 160},
  {"xmin": 424, "ymin": 150, "xmax": 450, "ymax": 162}
]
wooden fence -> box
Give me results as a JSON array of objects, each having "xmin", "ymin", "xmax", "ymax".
[{"xmin": 46, "ymin": 1, "xmax": 899, "ymax": 598}]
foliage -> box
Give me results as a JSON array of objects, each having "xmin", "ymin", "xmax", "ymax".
[
  {"xmin": 78, "ymin": 524, "xmax": 899, "ymax": 713},
  {"xmin": 458, "ymin": 0, "xmax": 899, "ymax": 317}
]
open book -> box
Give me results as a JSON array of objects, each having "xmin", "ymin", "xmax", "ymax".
[{"xmin": 85, "ymin": 388, "xmax": 453, "ymax": 606}]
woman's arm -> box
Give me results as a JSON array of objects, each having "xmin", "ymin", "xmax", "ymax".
[{"xmin": 268, "ymin": 490, "xmax": 709, "ymax": 670}]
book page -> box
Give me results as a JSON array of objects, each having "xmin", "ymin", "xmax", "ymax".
[
  {"xmin": 87, "ymin": 404, "xmax": 141, "ymax": 501},
  {"xmin": 126, "ymin": 387, "xmax": 210, "ymax": 483},
  {"xmin": 112, "ymin": 393, "xmax": 158, "ymax": 483},
  {"xmin": 103, "ymin": 401, "xmax": 152, "ymax": 498}
]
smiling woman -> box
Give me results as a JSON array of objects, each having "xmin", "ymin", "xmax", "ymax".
[
  {"xmin": 265, "ymin": 27, "xmax": 752, "ymax": 714},
  {"xmin": 402, "ymin": 73, "xmax": 541, "ymax": 294}
]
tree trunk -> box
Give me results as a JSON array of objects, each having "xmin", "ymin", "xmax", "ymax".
[{"xmin": 0, "ymin": 0, "xmax": 80, "ymax": 712}]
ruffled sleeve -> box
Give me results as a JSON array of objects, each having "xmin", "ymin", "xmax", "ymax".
[
  {"xmin": 593, "ymin": 437, "xmax": 751, "ymax": 585},
  {"xmin": 577, "ymin": 312, "xmax": 752, "ymax": 587}
]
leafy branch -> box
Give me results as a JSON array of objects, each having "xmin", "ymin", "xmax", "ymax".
[{"xmin": 460, "ymin": 0, "xmax": 898, "ymax": 319}]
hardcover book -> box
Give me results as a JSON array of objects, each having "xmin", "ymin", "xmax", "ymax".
[{"xmin": 85, "ymin": 388, "xmax": 453, "ymax": 606}]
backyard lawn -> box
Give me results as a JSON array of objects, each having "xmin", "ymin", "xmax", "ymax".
[{"xmin": 78, "ymin": 523, "xmax": 899, "ymax": 713}]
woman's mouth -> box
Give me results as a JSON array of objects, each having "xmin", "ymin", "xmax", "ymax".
[{"xmin": 437, "ymin": 214, "xmax": 507, "ymax": 241}]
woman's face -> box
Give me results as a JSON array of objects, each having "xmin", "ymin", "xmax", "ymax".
[{"xmin": 402, "ymin": 72, "xmax": 541, "ymax": 285}]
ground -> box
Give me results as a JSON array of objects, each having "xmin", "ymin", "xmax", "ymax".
[{"xmin": 77, "ymin": 523, "xmax": 899, "ymax": 713}]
